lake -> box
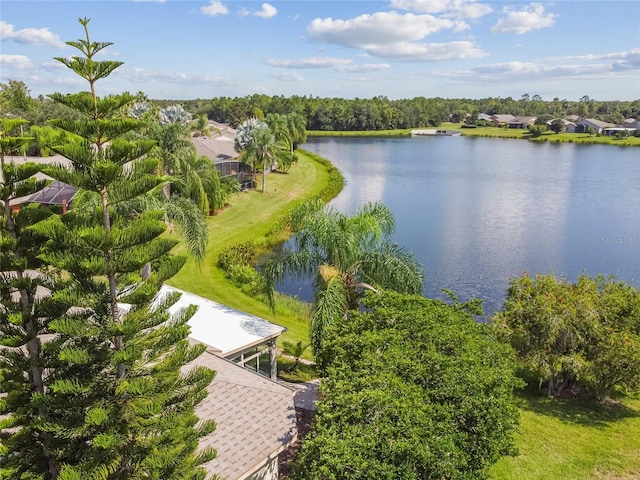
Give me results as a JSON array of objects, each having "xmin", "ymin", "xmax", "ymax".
[{"xmin": 279, "ymin": 136, "xmax": 640, "ymax": 318}]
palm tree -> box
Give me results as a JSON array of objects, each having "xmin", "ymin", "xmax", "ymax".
[
  {"xmin": 285, "ymin": 112, "xmax": 308, "ymax": 154},
  {"xmin": 198, "ymin": 159, "xmax": 241, "ymax": 215},
  {"xmin": 265, "ymin": 112, "xmax": 307, "ymax": 172},
  {"xmin": 264, "ymin": 201, "xmax": 424, "ymax": 355},
  {"xmin": 192, "ymin": 113, "xmax": 211, "ymax": 137},
  {"xmin": 235, "ymin": 118, "xmax": 287, "ymax": 193}
]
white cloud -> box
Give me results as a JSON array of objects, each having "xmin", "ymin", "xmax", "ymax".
[
  {"xmin": 550, "ymin": 49, "xmax": 640, "ymax": 64},
  {"xmin": 254, "ymin": 3, "xmax": 277, "ymax": 19},
  {"xmin": 266, "ymin": 56, "xmax": 391, "ymax": 73},
  {"xmin": 266, "ymin": 57, "xmax": 353, "ymax": 69},
  {"xmin": 0, "ymin": 21, "xmax": 65, "ymax": 48},
  {"xmin": 0, "ymin": 54, "xmax": 33, "ymax": 70},
  {"xmin": 390, "ymin": 0, "xmax": 492, "ymax": 19},
  {"xmin": 342, "ymin": 63, "xmax": 391, "ymax": 73},
  {"xmin": 200, "ymin": 1, "xmax": 229, "ymax": 17},
  {"xmin": 271, "ymin": 71, "xmax": 303, "ymax": 81},
  {"xmin": 491, "ymin": 3, "xmax": 556, "ymax": 34},
  {"xmin": 307, "ymin": 11, "xmax": 455, "ymax": 47},
  {"xmin": 132, "ymin": 0, "xmax": 165, "ymax": 2},
  {"xmin": 472, "ymin": 60, "xmax": 613, "ymax": 79},
  {"xmin": 432, "ymin": 48, "xmax": 640, "ymax": 89},
  {"xmin": 365, "ymin": 40, "xmax": 487, "ymax": 62},
  {"xmin": 240, "ymin": 3, "xmax": 277, "ymax": 19},
  {"xmin": 612, "ymin": 50, "xmax": 640, "ymax": 70},
  {"xmin": 42, "ymin": 61, "xmax": 68, "ymax": 71},
  {"xmin": 306, "ymin": 11, "xmax": 485, "ymax": 62}
]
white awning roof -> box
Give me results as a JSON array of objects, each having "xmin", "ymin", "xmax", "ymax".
[{"xmin": 159, "ymin": 285, "xmax": 285, "ymax": 357}]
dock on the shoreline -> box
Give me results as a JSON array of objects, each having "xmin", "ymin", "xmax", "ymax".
[{"xmin": 411, "ymin": 129, "xmax": 462, "ymax": 136}]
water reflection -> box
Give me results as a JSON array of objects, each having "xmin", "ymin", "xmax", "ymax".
[{"xmin": 280, "ymin": 136, "xmax": 640, "ymax": 317}]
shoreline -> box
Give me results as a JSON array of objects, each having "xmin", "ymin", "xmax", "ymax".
[{"xmin": 307, "ymin": 125, "xmax": 640, "ymax": 146}]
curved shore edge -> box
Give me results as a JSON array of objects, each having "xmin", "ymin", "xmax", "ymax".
[{"xmin": 169, "ymin": 149, "xmax": 344, "ymax": 348}]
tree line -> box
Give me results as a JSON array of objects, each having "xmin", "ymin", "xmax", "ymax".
[
  {"xmin": 4, "ymin": 80, "xmax": 640, "ymax": 133},
  {"xmin": 184, "ymin": 94, "xmax": 639, "ymax": 131}
]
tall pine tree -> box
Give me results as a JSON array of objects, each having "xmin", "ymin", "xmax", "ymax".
[
  {"xmin": 0, "ymin": 118, "xmax": 73, "ymax": 479},
  {"xmin": 16, "ymin": 18, "xmax": 215, "ymax": 479}
]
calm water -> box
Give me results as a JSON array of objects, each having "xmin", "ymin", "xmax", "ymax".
[{"xmin": 279, "ymin": 136, "xmax": 640, "ymax": 318}]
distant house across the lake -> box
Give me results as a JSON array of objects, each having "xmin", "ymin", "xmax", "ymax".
[{"xmin": 575, "ymin": 118, "xmax": 616, "ymax": 134}]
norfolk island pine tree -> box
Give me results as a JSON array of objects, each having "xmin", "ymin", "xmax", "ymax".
[{"xmin": 2, "ymin": 18, "xmax": 216, "ymax": 480}]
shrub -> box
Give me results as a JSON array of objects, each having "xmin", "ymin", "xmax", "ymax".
[
  {"xmin": 294, "ymin": 291, "xmax": 522, "ymax": 480},
  {"xmin": 528, "ymin": 124, "xmax": 548, "ymax": 137},
  {"xmin": 217, "ymin": 240, "xmax": 259, "ymax": 271}
]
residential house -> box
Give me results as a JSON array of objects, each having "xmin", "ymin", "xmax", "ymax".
[
  {"xmin": 160, "ymin": 284, "xmax": 297, "ymax": 479},
  {"xmin": 508, "ymin": 116, "xmax": 537, "ymax": 129},
  {"xmin": 602, "ymin": 120, "xmax": 640, "ymax": 136},
  {"xmin": 547, "ymin": 118, "xmax": 577, "ymax": 133},
  {"xmin": 490, "ymin": 114, "xmax": 515, "ymax": 126},
  {"xmin": 575, "ymin": 118, "xmax": 615, "ymax": 134},
  {"xmin": 159, "ymin": 284, "xmax": 285, "ymax": 380},
  {"xmin": 189, "ymin": 351, "xmax": 297, "ymax": 480},
  {"xmin": 122, "ymin": 284, "xmax": 297, "ymax": 479},
  {"xmin": 191, "ymin": 122, "xmax": 253, "ymax": 190},
  {"xmin": 6, "ymin": 155, "xmax": 76, "ymax": 214}
]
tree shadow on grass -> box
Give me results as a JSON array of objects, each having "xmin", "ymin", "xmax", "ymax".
[{"xmin": 517, "ymin": 391, "xmax": 640, "ymax": 428}]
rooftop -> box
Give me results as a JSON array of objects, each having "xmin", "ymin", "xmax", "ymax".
[
  {"xmin": 188, "ymin": 351, "xmax": 297, "ymax": 479},
  {"xmin": 160, "ymin": 285, "xmax": 286, "ymax": 357}
]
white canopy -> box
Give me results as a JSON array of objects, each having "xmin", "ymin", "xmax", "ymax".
[{"xmin": 159, "ymin": 285, "xmax": 285, "ymax": 357}]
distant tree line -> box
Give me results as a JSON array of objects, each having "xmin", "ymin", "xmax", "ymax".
[
  {"xmin": 178, "ymin": 94, "xmax": 639, "ymax": 131},
  {"xmin": 3, "ymin": 81, "xmax": 639, "ymax": 132}
]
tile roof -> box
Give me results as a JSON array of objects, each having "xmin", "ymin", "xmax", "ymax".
[
  {"xmin": 188, "ymin": 351, "xmax": 297, "ymax": 479},
  {"xmin": 191, "ymin": 132, "xmax": 238, "ymax": 162}
]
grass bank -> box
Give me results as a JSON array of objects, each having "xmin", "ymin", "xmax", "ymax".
[
  {"xmin": 308, "ymin": 129, "xmax": 413, "ymax": 137},
  {"xmin": 490, "ymin": 393, "xmax": 640, "ymax": 480},
  {"xmin": 309, "ymin": 124, "xmax": 640, "ymax": 146},
  {"xmin": 168, "ymin": 151, "xmax": 333, "ymax": 349}
]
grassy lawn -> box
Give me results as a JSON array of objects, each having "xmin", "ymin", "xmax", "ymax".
[
  {"xmin": 490, "ymin": 393, "xmax": 640, "ymax": 480},
  {"xmin": 308, "ymin": 128, "xmax": 413, "ymax": 137},
  {"xmin": 168, "ymin": 152, "xmax": 329, "ymax": 351}
]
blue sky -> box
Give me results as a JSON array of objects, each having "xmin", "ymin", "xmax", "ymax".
[{"xmin": 1, "ymin": 0, "xmax": 639, "ymax": 101}]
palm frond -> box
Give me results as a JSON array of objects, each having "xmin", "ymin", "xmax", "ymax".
[
  {"xmin": 310, "ymin": 275, "xmax": 348, "ymax": 354},
  {"xmin": 163, "ymin": 196, "xmax": 208, "ymax": 263},
  {"xmin": 360, "ymin": 243, "xmax": 424, "ymax": 295}
]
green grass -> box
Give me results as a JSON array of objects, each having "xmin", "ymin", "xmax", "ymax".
[
  {"xmin": 490, "ymin": 393, "xmax": 640, "ymax": 480},
  {"xmin": 276, "ymin": 357, "xmax": 317, "ymax": 383},
  {"xmin": 168, "ymin": 153, "xmax": 329, "ymax": 354},
  {"xmin": 307, "ymin": 129, "xmax": 413, "ymax": 137}
]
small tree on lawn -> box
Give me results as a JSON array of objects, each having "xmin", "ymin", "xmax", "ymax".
[
  {"xmin": 24, "ymin": 18, "xmax": 216, "ymax": 478},
  {"xmin": 492, "ymin": 273, "xmax": 640, "ymax": 400}
]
